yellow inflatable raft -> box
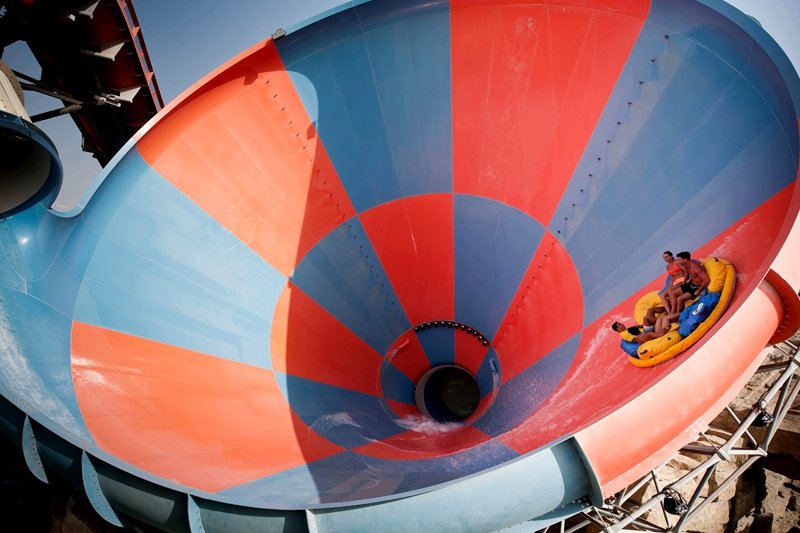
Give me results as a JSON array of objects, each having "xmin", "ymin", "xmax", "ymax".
[{"xmin": 629, "ymin": 257, "xmax": 736, "ymax": 367}]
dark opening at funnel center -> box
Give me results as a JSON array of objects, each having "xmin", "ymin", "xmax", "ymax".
[{"xmin": 415, "ymin": 365, "xmax": 480, "ymax": 423}]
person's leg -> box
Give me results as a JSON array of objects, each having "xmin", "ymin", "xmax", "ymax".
[
  {"xmin": 659, "ymin": 291, "xmax": 672, "ymax": 314},
  {"xmin": 644, "ymin": 306, "xmax": 661, "ymax": 327},
  {"xmin": 667, "ymin": 286, "xmax": 683, "ymax": 313},
  {"xmin": 675, "ymin": 292, "xmax": 691, "ymax": 313},
  {"xmin": 657, "ymin": 315, "xmax": 678, "ymax": 335}
]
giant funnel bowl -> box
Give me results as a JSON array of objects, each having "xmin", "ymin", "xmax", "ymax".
[{"xmin": 1, "ymin": 0, "xmax": 799, "ymax": 531}]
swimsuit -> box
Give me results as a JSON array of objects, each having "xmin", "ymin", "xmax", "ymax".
[
  {"xmin": 667, "ymin": 262, "xmax": 684, "ymax": 285},
  {"xmin": 680, "ymin": 282, "xmax": 700, "ymax": 294}
]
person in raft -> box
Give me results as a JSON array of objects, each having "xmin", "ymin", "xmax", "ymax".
[
  {"xmin": 611, "ymin": 305, "xmax": 680, "ymax": 344},
  {"xmin": 670, "ymin": 251, "xmax": 711, "ymax": 313},
  {"xmin": 658, "ymin": 250, "xmax": 686, "ymax": 314}
]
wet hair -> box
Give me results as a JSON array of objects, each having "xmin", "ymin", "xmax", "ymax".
[
  {"xmin": 611, "ymin": 322, "xmax": 625, "ymax": 332},
  {"xmin": 663, "ymin": 250, "xmax": 673, "ymax": 257},
  {"xmin": 677, "ymin": 251, "xmax": 691, "ymax": 260}
]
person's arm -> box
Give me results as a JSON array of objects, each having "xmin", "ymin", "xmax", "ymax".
[{"xmin": 693, "ymin": 266, "xmax": 710, "ymax": 295}]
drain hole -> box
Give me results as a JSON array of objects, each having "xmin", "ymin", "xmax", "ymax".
[{"xmin": 415, "ymin": 366, "xmax": 480, "ymax": 423}]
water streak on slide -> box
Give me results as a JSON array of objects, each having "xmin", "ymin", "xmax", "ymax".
[{"xmin": 1, "ymin": 0, "xmax": 799, "ymax": 531}]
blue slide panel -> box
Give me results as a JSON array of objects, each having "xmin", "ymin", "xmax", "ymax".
[
  {"xmin": 454, "ymin": 195, "xmax": 544, "ymax": 338},
  {"xmin": 671, "ymin": 0, "xmax": 800, "ymax": 152},
  {"xmin": 416, "ymin": 327, "xmax": 455, "ymax": 367},
  {"xmin": 291, "ymin": 218, "xmax": 411, "ymax": 355},
  {"xmin": 0, "ymin": 243, "xmax": 23, "ymax": 292},
  {"xmin": 0, "ymin": 287, "xmax": 92, "ymax": 442},
  {"xmin": 357, "ymin": 0, "xmax": 452, "ymax": 198},
  {"xmin": 275, "ymin": 373, "xmax": 404, "ymax": 449},
  {"xmin": 474, "ymin": 335, "xmax": 579, "ymax": 437},
  {"xmin": 276, "ymin": 0, "xmax": 452, "ymax": 212},
  {"xmin": 0, "ymin": 204, "xmax": 79, "ymax": 283},
  {"xmin": 551, "ymin": 15, "xmax": 799, "ymax": 324},
  {"xmin": 74, "ymin": 151, "xmax": 285, "ymax": 370},
  {"xmin": 380, "ymin": 361, "xmax": 416, "ymax": 405},
  {"xmin": 221, "ymin": 441, "xmax": 519, "ymax": 507},
  {"xmin": 26, "ymin": 219, "xmax": 101, "ymax": 320},
  {"xmin": 0, "ymin": 205, "xmax": 100, "ymax": 320},
  {"xmin": 475, "ymin": 347, "xmax": 500, "ymax": 398},
  {"xmin": 650, "ymin": 0, "xmax": 798, "ymax": 166}
]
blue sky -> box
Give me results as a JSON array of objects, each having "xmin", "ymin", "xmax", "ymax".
[{"xmin": 2, "ymin": 0, "xmax": 799, "ymax": 210}]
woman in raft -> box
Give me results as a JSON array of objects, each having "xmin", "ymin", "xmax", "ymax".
[{"xmin": 658, "ymin": 250, "xmax": 687, "ymax": 314}]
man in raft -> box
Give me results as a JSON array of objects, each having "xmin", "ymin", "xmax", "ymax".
[
  {"xmin": 671, "ymin": 251, "xmax": 711, "ymax": 313},
  {"xmin": 612, "ymin": 307, "xmax": 680, "ymax": 344}
]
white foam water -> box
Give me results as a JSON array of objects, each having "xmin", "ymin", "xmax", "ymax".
[
  {"xmin": 397, "ymin": 414, "xmax": 462, "ymax": 434},
  {"xmin": 0, "ymin": 297, "xmax": 85, "ymax": 433},
  {"xmin": 309, "ymin": 412, "xmax": 361, "ymax": 433}
]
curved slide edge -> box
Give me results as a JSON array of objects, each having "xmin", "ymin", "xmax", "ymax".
[
  {"xmin": 0, "ymin": 387, "xmax": 599, "ymax": 533},
  {"xmin": 305, "ymin": 438, "xmax": 593, "ymax": 533},
  {"xmin": 766, "ymin": 186, "xmax": 800, "ymax": 343},
  {"xmin": 765, "ymin": 269, "xmax": 800, "ymax": 345}
]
